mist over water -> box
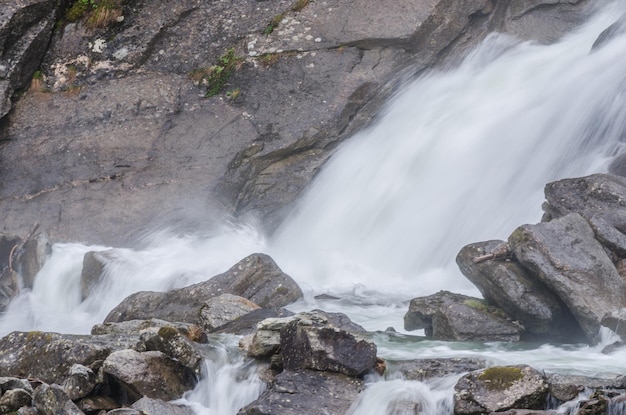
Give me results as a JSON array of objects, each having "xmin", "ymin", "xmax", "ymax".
[{"xmin": 2, "ymin": 2, "xmax": 626, "ymax": 414}]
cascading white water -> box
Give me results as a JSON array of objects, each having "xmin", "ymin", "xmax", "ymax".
[{"xmin": 2, "ymin": 2, "xmax": 626, "ymax": 414}]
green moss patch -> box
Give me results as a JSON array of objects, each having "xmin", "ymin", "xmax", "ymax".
[{"xmin": 478, "ymin": 366, "xmax": 524, "ymax": 391}]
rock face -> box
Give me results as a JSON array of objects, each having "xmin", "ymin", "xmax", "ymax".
[
  {"xmin": 403, "ymin": 290, "xmax": 523, "ymax": 341},
  {"xmin": 104, "ymin": 253, "xmax": 302, "ymax": 323},
  {"xmin": 0, "ymin": 0, "xmax": 593, "ymax": 246}
]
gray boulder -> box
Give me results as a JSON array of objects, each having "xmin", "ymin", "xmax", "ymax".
[
  {"xmin": 61, "ymin": 364, "xmax": 96, "ymax": 401},
  {"xmin": 241, "ymin": 310, "xmax": 374, "ymax": 376},
  {"xmin": 81, "ymin": 250, "xmax": 116, "ymax": 301},
  {"xmin": 456, "ymin": 240, "xmax": 585, "ymax": 342},
  {"xmin": 102, "ymin": 349, "xmax": 196, "ymax": 403},
  {"xmin": 0, "ymin": 388, "xmax": 32, "ymax": 413},
  {"xmin": 542, "ymin": 174, "xmax": 626, "ymax": 222},
  {"xmin": 104, "ymin": 253, "xmax": 302, "ymax": 324},
  {"xmin": 454, "ymin": 365, "xmax": 549, "ymax": 414},
  {"xmin": 0, "ymin": 331, "xmax": 139, "ymax": 384},
  {"xmin": 601, "ymin": 309, "xmax": 626, "ymax": 339},
  {"xmin": 76, "ymin": 395, "xmax": 119, "ymax": 413},
  {"xmin": 509, "ymin": 213, "xmax": 626, "ymax": 344},
  {"xmin": 237, "ymin": 369, "xmax": 364, "ymax": 415},
  {"xmin": 280, "ymin": 318, "xmax": 377, "ymax": 377},
  {"xmin": 404, "ymin": 290, "xmax": 523, "ymax": 342},
  {"xmin": 32, "ymin": 383, "xmax": 83, "ymax": 415}
]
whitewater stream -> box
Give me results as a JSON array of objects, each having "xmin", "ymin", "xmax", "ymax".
[{"xmin": 2, "ymin": 1, "xmax": 626, "ymax": 414}]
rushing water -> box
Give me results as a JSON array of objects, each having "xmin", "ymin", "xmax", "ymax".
[{"xmin": 2, "ymin": 1, "xmax": 626, "ymax": 414}]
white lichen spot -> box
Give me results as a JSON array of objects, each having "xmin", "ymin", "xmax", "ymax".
[
  {"xmin": 249, "ymin": 51, "xmax": 258, "ymax": 57},
  {"xmin": 91, "ymin": 38, "xmax": 107, "ymax": 53},
  {"xmin": 314, "ymin": 37, "xmax": 321, "ymax": 43},
  {"xmin": 116, "ymin": 15, "xmax": 124, "ymax": 22},
  {"xmin": 311, "ymin": 52, "xmax": 316, "ymax": 56},
  {"xmin": 304, "ymin": 27, "xmax": 311, "ymax": 32},
  {"xmin": 113, "ymin": 47, "xmax": 128, "ymax": 60},
  {"xmin": 306, "ymin": 63, "xmax": 315, "ymax": 68},
  {"xmin": 305, "ymin": 34, "xmax": 313, "ymax": 41}
]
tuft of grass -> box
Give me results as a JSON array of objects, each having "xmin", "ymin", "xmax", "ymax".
[
  {"xmin": 65, "ymin": 0, "xmax": 123, "ymax": 29},
  {"xmin": 291, "ymin": 0, "xmax": 310, "ymax": 12},
  {"xmin": 264, "ymin": 13, "xmax": 284, "ymax": 35},
  {"xmin": 226, "ymin": 88, "xmax": 241, "ymax": 101},
  {"xmin": 190, "ymin": 48, "xmax": 243, "ymax": 97}
]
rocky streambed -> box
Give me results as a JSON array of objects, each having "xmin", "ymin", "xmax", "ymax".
[{"xmin": 0, "ymin": 173, "xmax": 626, "ymax": 414}]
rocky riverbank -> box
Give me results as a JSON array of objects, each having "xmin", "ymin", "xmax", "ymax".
[{"xmin": 1, "ymin": 175, "xmax": 626, "ymax": 414}]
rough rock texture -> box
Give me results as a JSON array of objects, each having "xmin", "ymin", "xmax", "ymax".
[
  {"xmin": 0, "ymin": 0, "xmax": 62, "ymax": 118},
  {"xmin": 237, "ymin": 369, "xmax": 364, "ymax": 415},
  {"xmin": 102, "ymin": 349, "xmax": 197, "ymax": 402},
  {"xmin": 61, "ymin": 364, "xmax": 96, "ymax": 401},
  {"xmin": 456, "ymin": 240, "xmax": 585, "ymax": 342},
  {"xmin": 546, "ymin": 373, "xmax": 626, "ymax": 403},
  {"xmin": 104, "ymin": 253, "xmax": 302, "ymax": 323},
  {"xmin": 403, "ymin": 290, "xmax": 523, "ymax": 341},
  {"xmin": 508, "ymin": 213, "xmax": 626, "ymax": 344},
  {"xmin": 91, "ymin": 318, "xmax": 208, "ymax": 343},
  {"xmin": 199, "ymin": 293, "xmax": 261, "ymax": 331},
  {"xmin": 140, "ymin": 326, "xmax": 205, "ymax": 376},
  {"xmin": 130, "ymin": 396, "xmax": 194, "ymax": 415},
  {"xmin": 0, "ymin": 331, "xmax": 139, "ymax": 384},
  {"xmin": 280, "ymin": 318, "xmax": 377, "ymax": 377},
  {"xmin": 454, "ymin": 365, "xmax": 549, "ymax": 414},
  {"xmin": 80, "ymin": 250, "xmax": 115, "ymax": 300},
  {"xmin": 386, "ymin": 358, "xmax": 487, "ymax": 381},
  {"xmin": 0, "ymin": 0, "xmax": 593, "ymax": 246},
  {"xmin": 32, "ymin": 383, "xmax": 83, "ymax": 415}
]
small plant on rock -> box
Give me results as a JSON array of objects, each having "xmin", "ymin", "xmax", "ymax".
[
  {"xmin": 264, "ymin": 13, "xmax": 284, "ymax": 35},
  {"xmin": 190, "ymin": 48, "xmax": 243, "ymax": 97},
  {"xmin": 65, "ymin": 0, "xmax": 123, "ymax": 29}
]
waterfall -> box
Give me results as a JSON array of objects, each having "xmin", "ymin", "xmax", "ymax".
[{"xmin": 1, "ymin": 1, "xmax": 626, "ymax": 414}]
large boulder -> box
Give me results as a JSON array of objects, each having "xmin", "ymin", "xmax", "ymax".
[
  {"xmin": 403, "ymin": 290, "xmax": 523, "ymax": 342},
  {"xmin": 241, "ymin": 310, "xmax": 374, "ymax": 376},
  {"xmin": 104, "ymin": 253, "xmax": 302, "ymax": 324},
  {"xmin": 508, "ymin": 213, "xmax": 626, "ymax": 344},
  {"xmin": 0, "ymin": 0, "xmax": 594, "ymax": 246},
  {"xmin": 102, "ymin": 349, "xmax": 197, "ymax": 403},
  {"xmin": 237, "ymin": 369, "xmax": 364, "ymax": 415},
  {"xmin": 32, "ymin": 383, "xmax": 83, "ymax": 415},
  {"xmin": 454, "ymin": 365, "xmax": 549, "ymax": 414},
  {"xmin": 456, "ymin": 240, "xmax": 585, "ymax": 342},
  {"xmin": 0, "ymin": 331, "xmax": 139, "ymax": 384}
]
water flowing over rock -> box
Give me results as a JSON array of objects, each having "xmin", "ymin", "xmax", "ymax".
[
  {"xmin": 104, "ymin": 253, "xmax": 302, "ymax": 324},
  {"xmin": 403, "ymin": 290, "xmax": 523, "ymax": 341},
  {"xmin": 454, "ymin": 365, "xmax": 549, "ymax": 414},
  {"xmin": 385, "ymin": 358, "xmax": 488, "ymax": 381}
]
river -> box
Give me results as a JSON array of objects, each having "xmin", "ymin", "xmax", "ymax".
[{"xmin": 2, "ymin": 1, "xmax": 626, "ymax": 414}]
